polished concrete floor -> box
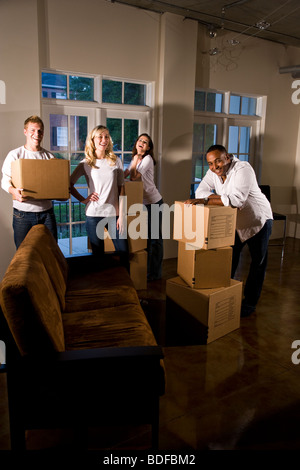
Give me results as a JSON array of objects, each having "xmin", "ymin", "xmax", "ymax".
[{"xmin": 1, "ymin": 237, "xmax": 300, "ymax": 452}]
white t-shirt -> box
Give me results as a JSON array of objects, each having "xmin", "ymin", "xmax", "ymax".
[
  {"xmin": 1, "ymin": 145, "xmax": 54, "ymax": 212},
  {"xmin": 195, "ymin": 156, "xmax": 273, "ymax": 242},
  {"xmin": 70, "ymin": 156, "xmax": 124, "ymax": 217},
  {"xmin": 129, "ymin": 154, "xmax": 162, "ymax": 205}
]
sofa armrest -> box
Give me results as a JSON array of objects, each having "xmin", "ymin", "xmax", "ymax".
[{"xmin": 66, "ymin": 253, "xmax": 120, "ymax": 275}]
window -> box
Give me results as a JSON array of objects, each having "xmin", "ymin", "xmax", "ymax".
[
  {"xmin": 191, "ymin": 119, "xmax": 219, "ymax": 197},
  {"xmin": 42, "ymin": 72, "xmax": 95, "ymax": 102},
  {"xmin": 195, "ymin": 90, "xmax": 223, "ymax": 113},
  {"xmin": 229, "ymin": 95, "xmax": 257, "ymax": 116},
  {"xmin": 102, "ymin": 79, "xmax": 146, "ymax": 106},
  {"xmin": 228, "ymin": 123, "xmax": 253, "ymax": 161},
  {"xmin": 43, "ymin": 106, "xmax": 96, "ymax": 256},
  {"xmin": 42, "ymin": 70, "xmax": 153, "ymax": 256},
  {"xmin": 105, "ymin": 109, "xmax": 149, "ymax": 171},
  {"xmin": 191, "ymin": 89, "xmax": 265, "ymax": 196},
  {"xmin": 107, "ymin": 117, "xmax": 139, "ymax": 170}
]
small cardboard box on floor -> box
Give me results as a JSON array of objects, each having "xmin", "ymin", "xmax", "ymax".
[
  {"xmin": 129, "ymin": 250, "xmax": 147, "ymax": 290},
  {"xmin": 177, "ymin": 242, "xmax": 232, "ymax": 289},
  {"xmin": 11, "ymin": 158, "xmax": 70, "ymax": 200},
  {"xmin": 103, "ymin": 213, "xmax": 147, "ymax": 254},
  {"xmin": 127, "ymin": 211, "xmax": 148, "ymax": 253},
  {"xmin": 166, "ymin": 276, "xmax": 242, "ymax": 344},
  {"xmin": 173, "ymin": 200, "xmax": 237, "ymax": 250},
  {"xmin": 103, "ymin": 229, "xmax": 147, "ymax": 291}
]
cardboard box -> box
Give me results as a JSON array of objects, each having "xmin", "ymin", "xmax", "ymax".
[
  {"xmin": 102, "ymin": 213, "xmax": 148, "ymax": 253},
  {"xmin": 129, "ymin": 250, "xmax": 147, "ymax": 290},
  {"xmin": 124, "ymin": 180, "xmax": 144, "ymax": 215},
  {"xmin": 11, "ymin": 159, "xmax": 70, "ymax": 200},
  {"xmin": 127, "ymin": 211, "xmax": 148, "ymax": 253},
  {"xmin": 177, "ymin": 242, "xmax": 232, "ymax": 289},
  {"xmin": 166, "ymin": 276, "xmax": 242, "ymax": 344},
  {"xmin": 104, "ymin": 228, "xmax": 115, "ymax": 252},
  {"xmin": 173, "ymin": 200, "xmax": 236, "ymax": 250}
]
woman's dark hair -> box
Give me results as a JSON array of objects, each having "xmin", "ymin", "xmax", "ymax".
[
  {"xmin": 206, "ymin": 144, "xmax": 227, "ymax": 155},
  {"xmin": 132, "ymin": 133, "xmax": 156, "ymax": 165}
]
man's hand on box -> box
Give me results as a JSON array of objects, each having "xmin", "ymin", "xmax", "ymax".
[
  {"xmin": 10, "ymin": 187, "xmax": 28, "ymax": 202},
  {"xmin": 184, "ymin": 198, "xmax": 205, "ymax": 205}
]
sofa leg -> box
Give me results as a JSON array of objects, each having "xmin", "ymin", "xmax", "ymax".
[
  {"xmin": 151, "ymin": 397, "xmax": 160, "ymax": 449},
  {"xmin": 73, "ymin": 425, "xmax": 89, "ymax": 450},
  {"xmin": 9, "ymin": 423, "xmax": 26, "ymax": 451},
  {"xmin": 7, "ymin": 374, "xmax": 26, "ymax": 451}
]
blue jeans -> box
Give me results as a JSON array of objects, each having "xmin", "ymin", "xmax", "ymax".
[
  {"xmin": 86, "ymin": 216, "xmax": 128, "ymax": 269},
  {"xmin": 13, "ymin": 207, "xmax": 57, "ymax": 249},
  {"xmin": 145, "ymin": 199, "xmax": 164, "ymax": 280},
  {"xmin": 231, "ymin": 219, "xmax": 273, "ymax": 310}
]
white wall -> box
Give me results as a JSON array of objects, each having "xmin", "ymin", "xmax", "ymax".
[
  {"xmin": 45, "ymin": 0, "xmax": 160, "ymax": 80},
  {"xmin": 156, "ymin": 14, "xmax": 197, "ymax": 257},
  {"xmin": 0, "ymin": 0, "xmax": 42, "ymax": 279}
]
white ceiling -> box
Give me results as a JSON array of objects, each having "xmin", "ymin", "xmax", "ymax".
[{"xmin": 110, "ymin": 0, "xmax": 300, "ymax": 47}]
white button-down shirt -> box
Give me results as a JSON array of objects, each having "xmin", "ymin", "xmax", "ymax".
[{"xmin": 195, "ymin": 156, "xmax": 273, "ymax": 242}]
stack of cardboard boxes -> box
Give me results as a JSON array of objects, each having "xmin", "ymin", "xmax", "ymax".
[
  {"xmin": 104, "ymin": 180, "xmax": 148, "ymax": 290},
  {"xmin": 166, "ymin": 201, "xmax": 242, "ymax": 344}
]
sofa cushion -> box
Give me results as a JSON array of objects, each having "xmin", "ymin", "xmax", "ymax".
[
  {"xmin": 20, "ymin": 224, "xmax": 68, "ymax": 310},
  {"xmin": 63, "ymin": 303, "xmax": 158, "ymax": 350},
  {"xmin": 0, "ymin": 245, "xmax": 65, "ymax": 355},
  {"xmin": 65, "ymin": 267, "xmax": 140, "ymax": 313}
]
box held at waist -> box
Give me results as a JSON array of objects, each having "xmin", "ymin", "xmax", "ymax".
[{"xmin": 11, "ymin": 159, "xmax": 70, "ymax": 200}]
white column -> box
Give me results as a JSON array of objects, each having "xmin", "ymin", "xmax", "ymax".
[{"xmin": 156, "ymin": 13, "xmax": 198, "ymax": 258}]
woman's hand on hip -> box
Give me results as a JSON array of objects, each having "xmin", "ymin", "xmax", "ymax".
[{"xmin": 82, "ymin": 192, "xmax": 99, "ymax": 204}]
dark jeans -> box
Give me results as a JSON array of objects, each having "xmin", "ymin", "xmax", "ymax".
[
  {"xmin": 86, "ymin": 215, "xmax": 129, "ymax": 270},
  {"xmin": 13, "ymin": 207, "xmax": 57, "ymax": 249},
  {"xmin": 145, "ymin": 199, "xmax": 164, "ymax": 280},
  {"xmin": 232, "ymin": 219, "xmax": 273, "ymax": 310}
]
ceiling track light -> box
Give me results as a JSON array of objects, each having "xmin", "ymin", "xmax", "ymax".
[
  {"xmin": 206, "ymin": 24, "xmax": 218, "ymax": 38},
  {"xmin": 209, "ymin": 47, "xmax": 220, "ymax": 55},
  {"xmin": 255, "ymin": 20, "xmax": 271, "ymax": 30},
  {"xmin": 228, "ymin": 38, "xmax": 240, "ymax": 46}
]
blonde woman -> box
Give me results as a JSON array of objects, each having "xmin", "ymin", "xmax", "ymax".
[{"xmin": 70, "ymin": 125, "xmax": 128, "ymax": 267}]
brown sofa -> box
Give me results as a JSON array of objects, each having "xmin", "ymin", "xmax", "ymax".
[{"xmin": 0, "ymin": 224, "xmax": 165, "ymax": 451}]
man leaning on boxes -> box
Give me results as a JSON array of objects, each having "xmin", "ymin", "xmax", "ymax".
[
  {"xmin": 1, "ymin": 116, "xmax": 69, "ymax": 249},
  {"xmin": 185, "ymin": 144, "xmax": 273, "ymax": 318}
]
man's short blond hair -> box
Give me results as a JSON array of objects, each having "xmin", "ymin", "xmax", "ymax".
[{"xmin": 24, "ymin": 115, "xmax": 44, "ymax": 130}]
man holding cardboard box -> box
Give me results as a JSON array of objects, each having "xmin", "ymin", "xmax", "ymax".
[
  {"xmin": 185, "ymin": 144, "xmax": 273, "ymax": 318},
  {"xmin": 1, "ymin": 116, "xmax": 58, "ymax": 248}
]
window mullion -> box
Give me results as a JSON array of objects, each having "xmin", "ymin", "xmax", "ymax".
[
  {"xmin": 121, "ymin": 118, "xmax": 125, "ymax": 165},
  {"xmin": 68, "ymin": 114, "xmax": 73, "ymax": 255},
  {"xmin": 67, "ymin": 76, "xmax": 70, "ymax": 100}
]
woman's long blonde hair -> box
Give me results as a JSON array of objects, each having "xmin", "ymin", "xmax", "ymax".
[{"xmin": 85, "ymin": 125, "xmax": 117, "ymax": 167}]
